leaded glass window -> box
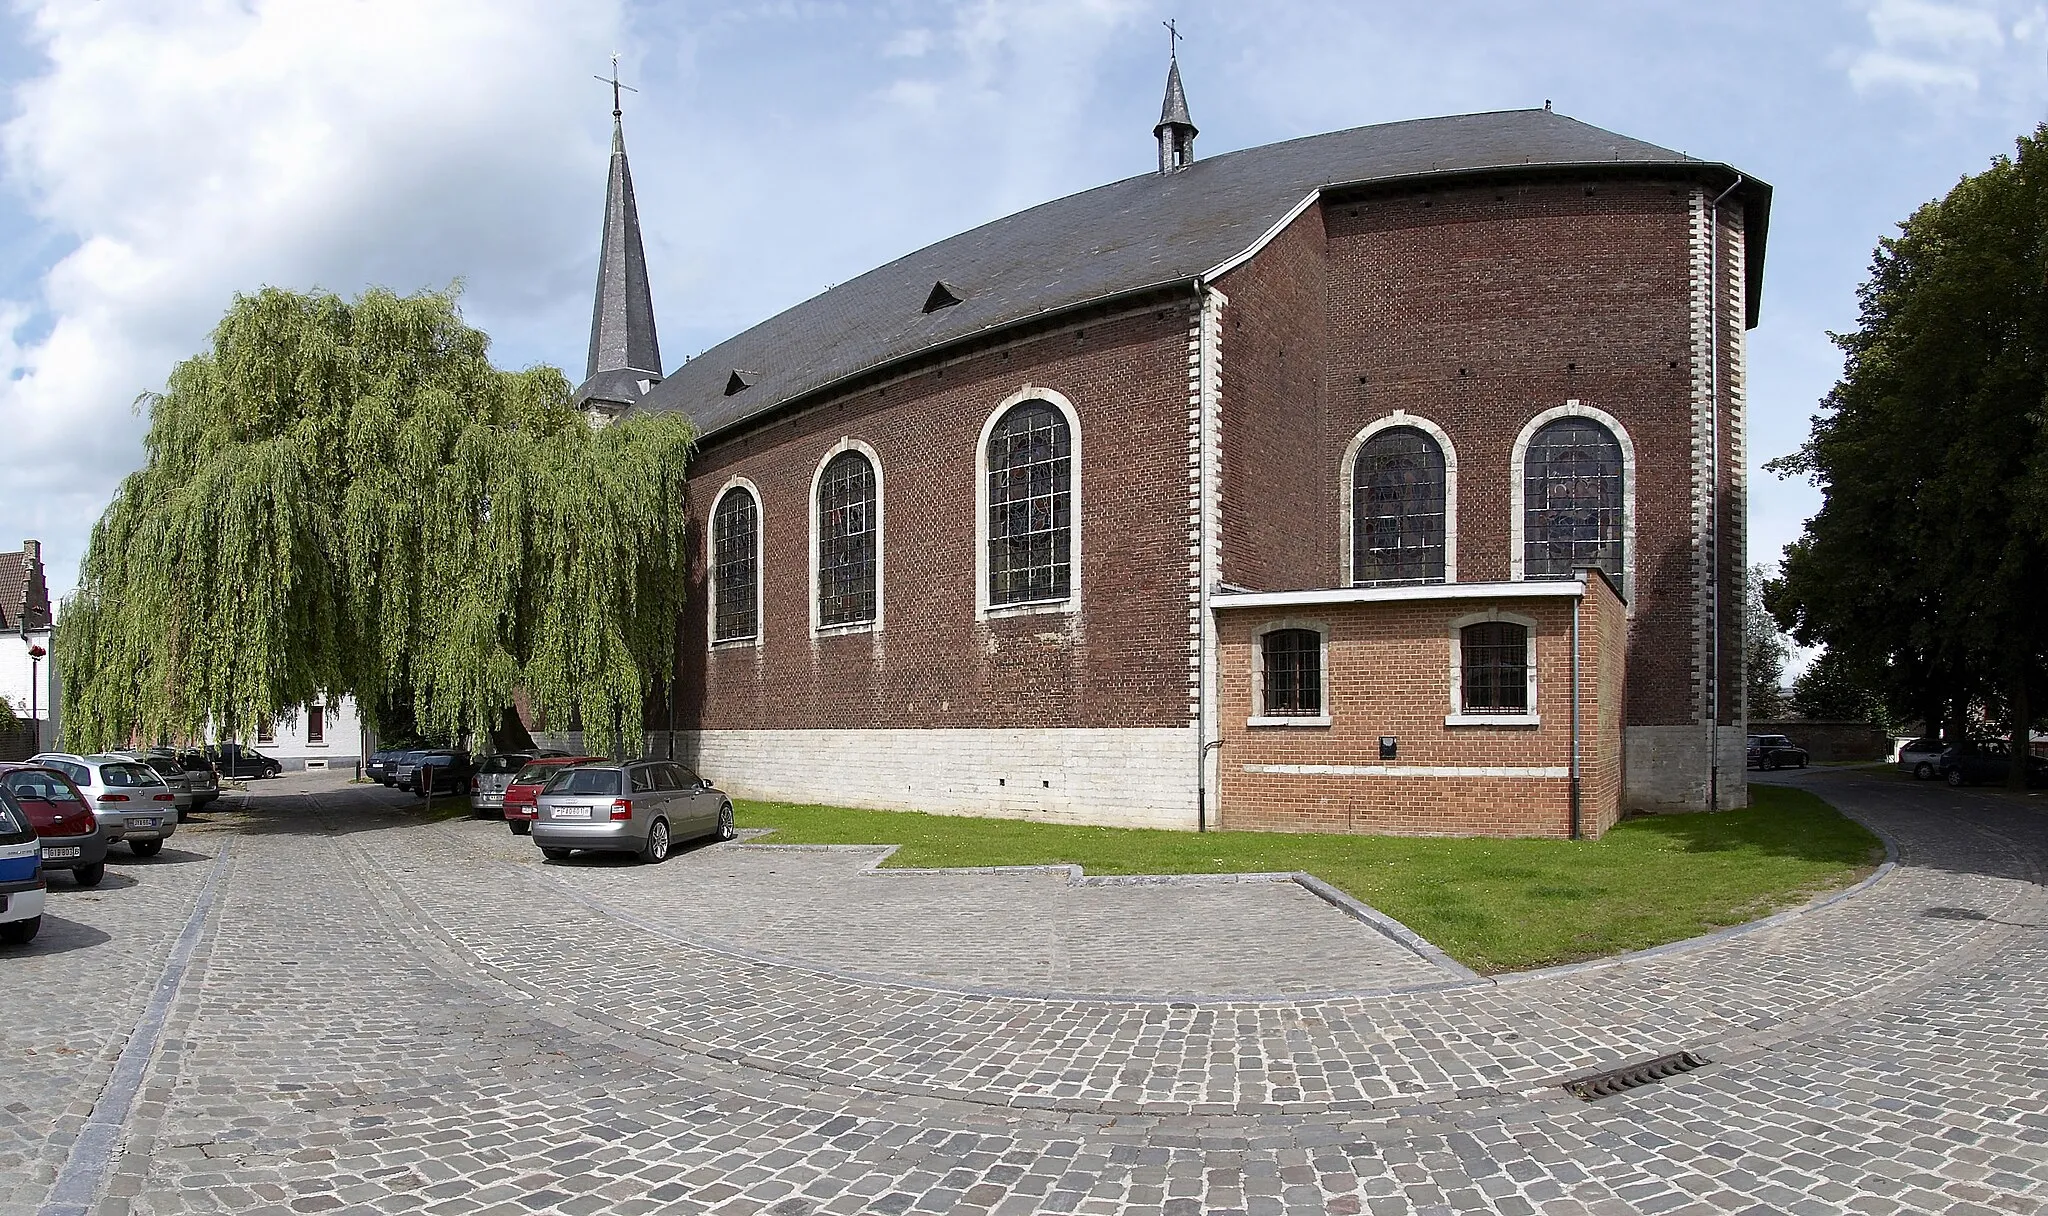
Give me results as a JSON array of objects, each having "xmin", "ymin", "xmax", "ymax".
[
  {"xmin": 1261, "ymin": 629, "xmax": 1322, "ymax": 717},
  {"xmin": 1460, "ymin": 622, "xmax": 1528, "ymax": 714},
  {"xmin": 712, "ymin": 488, "xmax": 758, "ymax": 641},
  {"xmin": 987, "ymin": 401, "xmax": 1072, "ymax": 605},
  {"xmin": 1523, "ymin": 418, "xmax": 1624, "ymax": 580},
  {"xmin": 816, "ymin": 450, "xmax": 877, "ymax": 627},
  {"xmin": 1352, "ymin": 426, "xmax": 1446, "ymax": 585}
]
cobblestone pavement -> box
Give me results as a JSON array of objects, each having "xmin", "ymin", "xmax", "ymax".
[{"xmin": 1, "ymin": 767, "xmax": 2042, "ymax": 1215}]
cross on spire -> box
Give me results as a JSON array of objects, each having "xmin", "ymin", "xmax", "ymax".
[
  {"xmin": 1163, "ymin": 18, "xmax": 1182, "ymax": 61},
  {"xmin": 594, "ymin": 52, "xmax": 637, "ymax": 117}
]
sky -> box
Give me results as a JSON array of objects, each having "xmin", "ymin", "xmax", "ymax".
[{"xmin": 0, "ymin": 0, "xmax": 2043, "ymax": 620}]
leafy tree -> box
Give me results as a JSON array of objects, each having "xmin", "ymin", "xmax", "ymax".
[
  {"xmin": 1769, "ymin": 126, "xmax": 2048, "ymax": 784},
  {"xmin": 1743, "ymin": 563, "xmax": 1789, "ymax": 720},
  {"xmin": 56, "ymin": 287, "xmax": 695, "ymax": 756},
  {"xmin": 1789, "ymin": 650, "xmax": 1886, "ymax": 724}
]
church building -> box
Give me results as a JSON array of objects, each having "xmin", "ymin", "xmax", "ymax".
[{"xmin": 574, "ymin": 58, "xmax": 1771, "ymax": 838}]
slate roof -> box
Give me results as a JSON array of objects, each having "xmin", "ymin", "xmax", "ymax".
[
  {"xmin": 577, "ymin": 112, "xmax": 662, "ymax": 409},
  {"xmin": 636, "ymin": 108, "xmax": 1769, "ymax": 443},
  {"xmin": 1156, "ymin": 58, "xmax": 1195, "ymax": 136}
]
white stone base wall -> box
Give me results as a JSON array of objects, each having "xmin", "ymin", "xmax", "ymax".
[
  {"xmin": 657, "ymin": 728, "xmax": 1202, "ymax": 831},
  {"xmin": 1624, "ymin": 724, "xmax": 1750, "ymax": 813}
]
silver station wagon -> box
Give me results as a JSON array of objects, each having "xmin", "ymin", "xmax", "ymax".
[{"xmin": 531, "ymin": 759, "xmax": 735, "ymax": 864}]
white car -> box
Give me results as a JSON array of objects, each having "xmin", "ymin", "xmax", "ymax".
[
  {"xmin": 1896, "ymin": 736, "xmax": 1945, "ymax": 781},
  {"xmin": 30, "ymin": 754, "xmax": 181, "ymax": 857},
  {"xmin": 0, "ymin": 790, "xmax": 45, "ymax": 945}
]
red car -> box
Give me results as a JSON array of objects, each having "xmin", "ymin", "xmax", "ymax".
[
  {"xmin": 0, "ymin": 763, "xmax": 109, "ymax": 887},
  {"xmin": 501, "ymin": 756, "xmax": 604, "ymax": 836}
]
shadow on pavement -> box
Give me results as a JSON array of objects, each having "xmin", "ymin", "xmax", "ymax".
[
  {"xmin": 47, "ymin": 870, "xmax": 139, "ymax": 893},
  {"xmin": 2, "ymin": 914, "xmax": 113, "ymax": 956},
  {"xmin": 1756, "ymin": 767, "xmax": 2048, "ymax": 885},
  {"xmin": 109, "ymin": 846, "xmax": 212, "ymax": 867}
]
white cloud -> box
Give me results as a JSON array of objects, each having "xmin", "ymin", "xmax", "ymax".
[
  {"xmin": 1846, "ymin": 48, "xmax": 1984, "ymax": 90},
  {"xmin": 1845, "ymin": 0, "xmax": 2013, "ymax": 94},
  {"xmin": 1868, "ymin": 0, "xmax": 2004, "ymax": 47},
  {"xmin": 0, "ymin": 0, "xmax": 624, "ymax": 598}
]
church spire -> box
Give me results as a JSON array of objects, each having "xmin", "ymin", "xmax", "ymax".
[
  {"xmin": 577, "ymin": 57, "xmax": 661, "ymax": 419},
  {"xmin": 1154, "ymin": 22, "xmax": 1196, "ymax": 174}
]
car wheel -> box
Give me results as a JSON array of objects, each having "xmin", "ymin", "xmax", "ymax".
[
  {"xmin": 509, "ymin": 821, "xmax": 531, "ymax": 836},
  {"xmin": 1797, "ymin": 756, "xmax": 1807, "ymax": 768},
  {"xmin": 1914, "ymin": 761, "xmax": 1935, "ymax": 780},
  {"xmin": 131, "ymin": 839, "xmax": 164, "ymax": 857},
  {"xmin": 1763, "ymin": 756, "xmax": 1777, "ymax": 771},
  {"xmin": 716, "ymin": 803, "xmax": 736, "ymax": 843},
  {"xmin": 1946, "ymin": 768, "xmax": 1967, "ymax": 788},
  {"xmin": 640, "ymin": 819, "xmax": 671, "ymax": 864},
  {"xmin": 0, "ymin": 917, "xmax": 39, "ymax": 945},
  {"xmin": 74, "ymin": 862, "xmax": 105, "ymax": 888},
  {"xmin": 541, "ymin": 846, "xmax": 573, "ymax": 860}
]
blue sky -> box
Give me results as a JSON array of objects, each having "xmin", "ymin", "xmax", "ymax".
[{"xmin": 0, "ymin": 0, "xmax": 2043, "ymax": 618}]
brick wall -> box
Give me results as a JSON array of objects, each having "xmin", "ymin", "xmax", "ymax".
[
  {"xmin": 1214, "ymin": 576, "xmax": 1626, "ymax": 838},
  {"xmin": 675, "ymin": 301, "xmax": 1197, "ymax": 734}
]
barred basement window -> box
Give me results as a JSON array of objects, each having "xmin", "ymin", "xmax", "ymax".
[
  {"xmin": 712, "ymin": 487, "xmax": 758, "ymax": 641},
  {"xmin": 1352, "ymin": 425, "xmax": 1446, "ymax": 585},
  {"xmin": 816, "ymin": 450, "xmax": 877, "ymax": 626},
  {"xmin": 987, "ymin": 400, "xmax": 1072, "ymax": 605},
  {"xmin": 1460, "ymin": 621, "xmax": 1528, "ymax": 714},
  {"xmin": 1261, "ymin": 628, "xmax": 1323, "ymax": 717},
  {"xmin": 1523, "ymin": 417, "xmax": 1624, "ymax": 579}
]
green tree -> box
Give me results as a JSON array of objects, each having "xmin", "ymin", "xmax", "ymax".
[
  {"xmin": 1789, "ymin": 650, "xmax": 1886, "ymax": 724},
  {"xmin": 1769, "ymin": 126, "xmax": 2048, "ymax": 784},
  {"xmin": 1744, "ymin": 563, "xmax": 1789, "ymax": 720},
  {"xmin": 57, "ymin": 286, "xmax": 695, "ymax": 756}
]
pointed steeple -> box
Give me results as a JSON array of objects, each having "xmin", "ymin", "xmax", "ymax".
[
  {"xmin": 1154, "ymin": 36, "xmax": 1196, "ymax": 173},
  {"xmin": 577, "ymin": 68, "xmax": 662, "ymax": 420}
]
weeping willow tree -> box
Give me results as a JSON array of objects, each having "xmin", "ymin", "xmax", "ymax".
[{"xmin": 57, "ymin": 286, "xmax": 695, "ymax": 756}]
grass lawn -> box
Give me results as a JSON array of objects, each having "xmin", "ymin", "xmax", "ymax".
[{"xmin": 735, "ymin": 785, "xmax": 1883, "ymax": 974}]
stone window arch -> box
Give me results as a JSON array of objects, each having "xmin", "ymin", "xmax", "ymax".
[
  {"xmin": 1511, "ymin": 402, "xmax": 1635, "ymax": 599},
  {"xmin": 708, "ymin": 478, "xmax": 762, "ymax": 646},
  {"xmin": 975, "ymin": 386, "xmax": 1082, "ymax": 619},
  {"xmin": 1249, "ymin": 620, "xmax": 1331, "ymax": 727},
  {"xmin": 1342, "ymin": 414, "xmax": 1455, "ymax": 586},
  {"xmin": 1446, "ymin": 609, "xmax": 1540, "ymax": 726},
  {"xmin": 809, "ymin": 440, "xmax": 883, "ymax": 633}
]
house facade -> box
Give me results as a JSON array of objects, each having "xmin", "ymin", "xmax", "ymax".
[{"xmin": 0, "ymin": 541, "xmax": 55, "ymax": 759}]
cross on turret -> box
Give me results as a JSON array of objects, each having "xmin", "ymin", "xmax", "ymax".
[
  {"xmin": 1154, "ymin": 23, "xmax": 1197, "ymax": 174},
  {"xmin": 594, "ymin": 52, "xmax": 637, "ymax": 118}
]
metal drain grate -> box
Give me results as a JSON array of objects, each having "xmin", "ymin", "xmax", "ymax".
[{"xmin": 1560, "ymin": 1050, "xmax": 1710, "ymax": 1101}]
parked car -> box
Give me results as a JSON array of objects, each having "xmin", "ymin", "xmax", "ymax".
[
  {"xmin": 472, "ymin": 751, "xmax": 567, "ymax": 816},
  {"xmin": 1940, "ymin": 737, "xmax": 2048, "ymax": 788},
  {"xmin": 0, "ymin": 789, "xmax": 45, "ymax": 945},
  {"xmin": 164, "ymin": 749, "xmax": 221, "ymax": 808},
  {"xmin": 531, "ymin": 758, "xmax": 735, "ymax": 863},
  {"xmin": 501, "ymin": 756, "xmax": 603, "ymax": 835},
  {"xmin": 29, "ymin": 753, "xmax": 180, "ymax": 856},
  {"xmin": 115, "ymin": 752, "xmax": 197, "ymax": 818},
  {"xmin": 409, "ymin": 750, "xmax": 475, "ymax": 798},
  {"xmin": 380, "ymin": 749, "xmax": 423, "ymax": 788},
  {"xmin": 211, "ymin": 745, "xmax": 282, "ymax": 779},
  {"xmin": 1897, "ymin": 736, "xmax": 1946, "ymax": 781},
  {"xmin": 365, "ymin": 749, "xmax": 407, "ymax": 784},
  {"xmin": 1746, "ymin": 734, "xmax": 1809, "ymax": 771},
  {"xmin": 0, "ymin": 764, "xmax": 107, "ymax": 887}
]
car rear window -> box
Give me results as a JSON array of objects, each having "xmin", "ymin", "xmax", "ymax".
[
  {"xmin": 100, "ymin": 763, "xmax": 162, "ymax": 788},
  {"xmin": 6, "ymin": 771, "xmax": 81, "ymax": 802},
  {"xmin": 143, "ymin": 758, "xmax": 182, "ymax": 777},
  {"xmin": 548, "ymin": 768, "xmax": 623, "ymax": 796},
  {"xmin": 0, "ymin": 792, "xmax": 29, "ymax": 841},
  {"xmin": 481, "ymin": 755, "xmax": 528, "ymax": 775}
]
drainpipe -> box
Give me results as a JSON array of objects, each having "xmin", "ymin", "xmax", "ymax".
[
  {"xmin": 1193, "ymin": 279, "xmax": 1214, "ymax": 831},
  {"xmin": 1570, "ymin": 578, "xmax": 1583, "ymax": 840},
  {"xmin": 1705, "ymin": 174, "xmax": 1744, "ymax": 814}
]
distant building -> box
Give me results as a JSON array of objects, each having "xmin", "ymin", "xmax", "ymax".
[
  {"xmin": 215, "ymin": 695, "xmax": 365, "ymax": 772},
  {"xmin": 0, "ymin": 540, "xmax": 54, "ymax": 757}
]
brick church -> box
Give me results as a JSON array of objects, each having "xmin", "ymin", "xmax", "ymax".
[{"xmin": 570, "ymin": 57, "xmax": 1770, "ymax": 839}]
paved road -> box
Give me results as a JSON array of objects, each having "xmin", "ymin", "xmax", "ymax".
[{"xmin": 1, "ymin": 767, "xmax": 2042, "ymax": 1215}]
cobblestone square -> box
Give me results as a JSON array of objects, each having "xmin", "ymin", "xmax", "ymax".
[{"xmin": 1, "ymin": 768, "xmax": 2042, "ymax": 1215}]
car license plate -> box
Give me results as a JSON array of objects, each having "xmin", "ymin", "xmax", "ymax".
[
  {"xmin": 42, "ymin": 847, "xmax": 80, "ymax": 860},
  {"xmin": 552, "ymin": 805, "xmax": 592, "ymax": 821},
  {"xmin": 131, "ymin": 818, "xmax": 158, "ymax": 829}
]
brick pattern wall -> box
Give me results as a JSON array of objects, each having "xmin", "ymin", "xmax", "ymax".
[
  {"xmin": 675, "ymin": 303, "xmax": 1198, "ymax": 734},
  {"xmin": 1215, "ymin": 580, "xmax": 1625, "ymax": 838}
]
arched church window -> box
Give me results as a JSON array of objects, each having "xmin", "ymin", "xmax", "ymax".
[
  {"xmin": 816, "ymin": 450, "xmax": 877, "ymax": 627},
  {"xmin": 1522, "ymin": 418, "xmax": 1624, "ymax": 580},
  {"xmin": 712, "ymin": 487, "xmax": 758, "ymax": 642},
  {"xmin": 1352, "ymin": 426, "xmax": 1446, "ymax": 585},
  {"xmin": 987, "ymin": 400, "xmax": 1072, "ymax": 606}
]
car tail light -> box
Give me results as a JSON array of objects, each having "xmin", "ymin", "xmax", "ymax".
[
  {"xmin": 609, "ymin": 799, "xmax": 632, "ymax": 821},
  {"xmin": 470, "ymin": 776, "xmax": 479, "ymax": 793},
  {"xmin": 154, "ymin": 794, "xmax": 176, "ymax": 802},
  {"xmin": 98, "ymin": 793, "xmax": 129, "ymax": 803}
]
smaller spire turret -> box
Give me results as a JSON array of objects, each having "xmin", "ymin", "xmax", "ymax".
[{"xmin": 1154, "ymin": 24, "xmax": 1196, "ymax": 174}]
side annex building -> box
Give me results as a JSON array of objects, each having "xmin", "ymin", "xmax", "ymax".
[{"xmin": 576, "ymin": 66, "xmax": 1771, "ymax": 838}]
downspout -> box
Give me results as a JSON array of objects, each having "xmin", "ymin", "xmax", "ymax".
[
  {"xmin": 1194, "ymin": 279, "xmax": 1213, "ymax": 831},
  {"xmin": 1705, "ymin": 174, "xmax": 1744, "ymax": 813},
  {"xmin": 1570, "ymin": 578, "xmax": 1583, "ymax": 841}
]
